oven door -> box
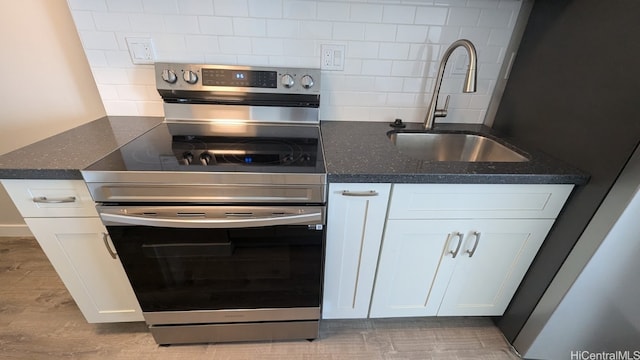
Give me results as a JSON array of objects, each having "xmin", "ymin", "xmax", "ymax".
[{"xmin": 98, "ymin": 205, "xmax": 325, "ymax": 325}]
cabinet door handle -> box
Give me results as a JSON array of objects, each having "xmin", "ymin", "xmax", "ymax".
[
  {"xmin": 340, "ymin": 190, "xmax": 379, "ymax": 197},
  {"xmin": 465, "ymin": 231, "xmax": 481, "ymax": 258},
  {"xmin": 102, "ymin": 233, "xmax": 117, "ymax": 259},
  {"xmin": 32, "ymin": 196, "xmax": 77, "ymax": 203},
  {"xmin": 446, "ymin": 232, "xmax": 464, "ymax": 258}
]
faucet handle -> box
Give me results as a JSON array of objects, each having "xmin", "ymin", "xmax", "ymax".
[{"xmin": 434, "ymin": 95, "xmax": 450, "ymax": 118}]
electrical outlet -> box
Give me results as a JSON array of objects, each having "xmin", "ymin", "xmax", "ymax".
[
  {"xmin": 126, "ymin": 37, "xmax": 156, "ymax": 65},
  {"xmin": 321, "ymin": 44, "xmax": 345, "ymax": 71}
]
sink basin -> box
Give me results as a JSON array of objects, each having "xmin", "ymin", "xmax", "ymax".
[{"xmin": 387, "ymin": 130, "xmax": 529, "ymax": 162}]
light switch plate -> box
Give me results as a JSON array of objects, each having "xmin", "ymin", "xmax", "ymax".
[{"xmin": 126, "ymin": 37, "xmax": 156, "ymax": 65}]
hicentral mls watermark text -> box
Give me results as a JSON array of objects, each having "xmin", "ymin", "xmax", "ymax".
[{"xmin": 571, "ymin": 351, "xmax": 640, "ymax": 360}]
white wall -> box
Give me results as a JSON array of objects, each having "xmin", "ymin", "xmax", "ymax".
[
  {"xmin": 0, "ymin": 0, "xmax": 105, "ymax": 236},
  {"xmin": 67, "ymin": 0, "xmax": 521, "ymax": 124}
]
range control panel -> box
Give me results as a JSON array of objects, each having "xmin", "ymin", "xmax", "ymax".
[{"xmin": 155, "ymin": 63, "xmax": 320, "ymax": 95}]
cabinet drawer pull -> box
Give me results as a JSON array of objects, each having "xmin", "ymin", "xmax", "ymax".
[
  {"xmin": 446, "ymin": 232, "xmax": 464, "ymax": 258},
  {"xmin": 465, "ymin": 231, "xmax": 481, "ymax": 258},
  {"xmin": 341, "ymin": 190, "xmax": 378, "ymax": 197},
  {"xmin": 33, "ymin": 196, "xmax": 77, "ymax": 204},
  {"xmin": 102, "ymin": 233, "xmax": 117, "ymax": 259}
]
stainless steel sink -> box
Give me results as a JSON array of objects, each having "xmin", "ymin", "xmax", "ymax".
[{"xmin": 387, "ymin": 131, "xmax": 529, "ymax": 162}]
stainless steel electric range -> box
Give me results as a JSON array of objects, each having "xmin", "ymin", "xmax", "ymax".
[{"xmin": 81, "ymin": 63, "xmax": 326, "ymax": 345}]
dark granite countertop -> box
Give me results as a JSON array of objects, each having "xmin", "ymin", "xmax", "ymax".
[
  {"xmin": 0, "ymin": 116, "xmax": 164, "ymax": 179},
  {"xmin": 320, "ymin": 121, "xmax": 589, "ymax": 184},
  {"xmin": 0, "ymin": 116, "xmax": 587, "ymax": 185}
]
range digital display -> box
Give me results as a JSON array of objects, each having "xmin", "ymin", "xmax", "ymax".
[{"xmin": 202, "ymin": 69, "xmax": 277, "ymax": 88}]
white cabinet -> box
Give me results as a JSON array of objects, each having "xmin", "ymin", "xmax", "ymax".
[
  {"xmin": 1, "ymin": 179, "xmax": 143, "ymax": 323},
  {"xmin": 369, "ymin": 183, "xmax": 573, "ymax": 318},
  {"xmin": 369, "ymin": 218, "xmax": 554, "ymax": 317},
  {"xmin": 322, "ymin": 183, "xmax": 391, "ymax": 319},
  {"xmin": 25, "ymin": 217, "xmax": 143, "ymax": 323}
]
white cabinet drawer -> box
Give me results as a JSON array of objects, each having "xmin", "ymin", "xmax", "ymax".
[
  {"xmin": 1, "ymin": 179, "xmax": 97, "ymax": 218},
  {"xmin": 389, "ymin": 184, "xmax": 573, "ymax": 219}
]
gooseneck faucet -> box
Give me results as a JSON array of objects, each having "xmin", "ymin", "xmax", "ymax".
[{"xmin": 424, "ymin": 39, "xmax": 477, "ymax": 130}]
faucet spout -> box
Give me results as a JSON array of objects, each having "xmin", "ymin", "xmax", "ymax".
[{"xmin": 424, "ymin": 39, "xmax": 477, "ymax": 130}]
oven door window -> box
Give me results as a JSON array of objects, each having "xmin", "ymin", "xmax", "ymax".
[{"xmin": 107, "ymin": 225, "xmax": 323, "ymax": 312}]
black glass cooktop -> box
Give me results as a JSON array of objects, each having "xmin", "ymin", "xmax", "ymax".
[{"xmin": 85, "ymin": 122, "xmax": 325, "ymax": 174}]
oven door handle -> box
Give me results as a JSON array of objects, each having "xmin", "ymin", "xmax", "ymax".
[{"xmin": 99, "ymin": 211, "xmax": 323, "ymax": 228}]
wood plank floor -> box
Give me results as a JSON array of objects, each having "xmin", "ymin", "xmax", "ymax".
[{"xmin": 0, "ymin": 237, "xmax": 520, "ymax": 359}]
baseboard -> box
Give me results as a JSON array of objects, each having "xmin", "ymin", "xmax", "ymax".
[{"xmin": 0, "ymin": 224, "xmax": 33, "ymax": 237}]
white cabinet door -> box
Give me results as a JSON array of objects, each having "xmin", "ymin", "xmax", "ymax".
[
  {"xmin": 370, "ymin": 218, "xmax": 554, "ymax": 318},
  {"xmin": 322, "ymin": 183, "xmax": 391, "ymax": 319},
  {"xmin": 25, "ymin": 217, "xmax": 143, "ymax": 323},
  {"xmin": 437, "ymin": 219, "xmax": 554, "ymax": 316},
  {"xmin": 369, "ymin": 219, "xmax": 457, "ymax": 318}
]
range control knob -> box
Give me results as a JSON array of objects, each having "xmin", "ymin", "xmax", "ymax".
[
  {"xmin": 183, "ymin": 70, "xmax": 198, "ymax": 84},
  {"xmin": 281, "ymin": 74, "xmax": 294, "ymax": 88},
  {"xmin": 161, "ymin": 69, "xmax": 177, "ymax": 84},
  {"xmin": 182, "ymin": 152, "xmax": 194, "ymax": 165},
  {"xmin": 200, "ymin": 152, "xmax": 213, "ymax": 165},
  {"xmin": 300, "ymin": 75, "xmax": 314, "ymax": 89}
]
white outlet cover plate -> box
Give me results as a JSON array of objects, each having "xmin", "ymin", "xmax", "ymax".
[
  {"xmin": 126, "ymin": 37, "xmax": 156, "ymax": 65},
  {"xmin": 321, "ymin": 44, "xmax": 345, "ymax": 71}
]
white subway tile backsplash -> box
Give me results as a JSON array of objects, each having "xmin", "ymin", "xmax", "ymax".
[
  {"xmin": 214, "ymin": 0, "xmax": 248, "ymax": 17},
  {"xmin": 333, "ymin": 23, "xmax": 365, "ymax": 41},
  {"xmin": 317, "ymin": 2, "xmax": 350, "ymax": 21},
  {"xmin": 350, "ymin": 4, "xmax": 384, "ymax": 23},
  {"xmin": 84, "ymin": 50, "xmax": 108, "ymax": 67},
  {"xmin": 93, "ymin": 13, "xmax": 131, "ymax": 31},
  {"xmin": 459, "ymin": 26, "xmax": 491, "ymax": 46},
  {"xmin": 364, "ymin": 24, "xmax": 396, "ymax": 42},
  {"xmin": 488, "ymin": 28, "xmax": 511, "ymax": 46},
  {"xmin": 248, "ymin": 0, "xmax": 283, "ymax": 18},
  {"xmin": 361, "ymin": 60, "xmax": 393, "ymax": 76},
  {"xmin": 382, "ymin": 5, "xmax": 416, "ymax": 24},
  {"xmin": 164, "ymin": 15, "xmax": 200, "ymax": 34},
  {"xmin": 298, "ymin": 21, "xmax": 332, "ymax": 40},
  {"xmin": 71, "ymin": 11, "xmax": 96, "ymax": 30},
  {"xmin": 97, "ymin": 84, "xmax": 119, "ymax": 101},
  {"xmin": 396, "ymin": 25, "xmax": 429, "ymax": 43},
  {"xmin": 251, "ymin": 38, "xmax": 283, "ymax": 56},
  {"xmin": 79, "ymin": 31, "xmax": 120, "ymax": 50},
  {"xmin": 466, "ymin": 0, "xmax": 499, "ymax": 9},
  {"xmin": 129, "ymin": 14, "xmax": 165, "ymax": 33},
  {"xmin": 68, "ymin": 0, "xmax": 107, "ymax": 12},
  {"xmin": 283, "ymin": 0, "xmax": 317, "ymax": 20},
  {"xmin": 375, "ymin": 77, "xmax": 404, "ymax": 92},
  {"xmin": 126, "ymin": 67, "xmax": 155, "ymax": 85},
  {"xmin": 104, "ymin": 50, "xmax": 133, "ymax": 67},
  {"xmin": 68, "ymin": 0, "xmax": 522, "ymax": 123},
  {"xmin": 347, "ymin": 41, "xmax": 379, "ymax": 59},
  {"xmin": 106, "ymin": 0, "xmax": 143, "ymax": 13},
  {"xmin": 267, "ymin": 19, "xmax": 299, "ymax": 38},
  {"xmin": 233, "ymin": 18, "xmax": 267, "ymax": 37},
  {"xmin": 199, "ymin": 16, "xmax": 233, "ymax": 35},
  {"xmin": 379, "ymin": 43, "xmax": 410, "ymax": 60},
  {"xmin": 178, "ymin": 0, "xmax": 214, "ymax": 16},
  {"xmin": 478, "ymin": 8, "xmax": 513, "ymax": 28},
  {"xmin": 447, "ymin": 7, "xmax": 480, "ymax": 26},
  {"xmin": 387, "ymin": 92, "xmax": 417, "ymax": 107},
  {"xmin": 92, "ymin": 68, "xmax": 130, "ymax": 84},
  {"xmin": 218, "ymin": 36, "xmax": 252, "ymax": 54},
  {"xmin": 185, "ymin": 35, "xmax": 220, "ymax": 54},
  {"xmin": 391, "ymin": 60, "xmax": 428, "ymax": 77},
  {"xmin": 415, "ymin": 6, "xmax": 448, "ymax": 25},
  {"xmin": 103, "ymin": 100, "xmax": 139, "ymax": 115}
]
